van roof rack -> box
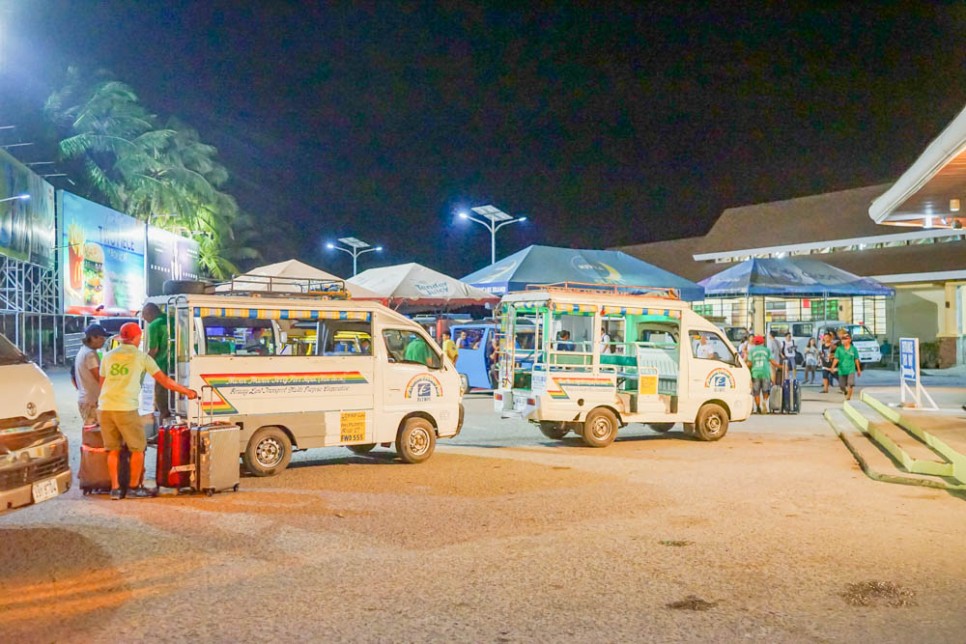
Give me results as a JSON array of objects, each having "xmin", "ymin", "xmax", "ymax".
[
  {"xmin": 215, "ymin": 275, "xmax": 351, "ymax": 299},
  {"xmin": 523, "ymin": 282, "xmax": 680, "ymax": 298}
]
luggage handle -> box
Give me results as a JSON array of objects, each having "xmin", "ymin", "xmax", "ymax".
[{"xmin": 198, "ymin": 385, "xmax": 214, "ymax": 427}]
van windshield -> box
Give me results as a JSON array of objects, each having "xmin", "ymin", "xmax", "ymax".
[
  {"xmin": 0, "ymin": 334, "xmax": 28, "ymax": 366},
  {"xmin": 846, "ymin": 325, "xmax": 876, "ymax": 342}
]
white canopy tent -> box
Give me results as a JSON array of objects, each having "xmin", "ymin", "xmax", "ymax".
[
  {"xmin": 347, "ymin": 263, "xmax": 499, "ymax": 311},
  {"xmin": 217, "ymin": 259, "xmax": 382, "ymax": 300}
]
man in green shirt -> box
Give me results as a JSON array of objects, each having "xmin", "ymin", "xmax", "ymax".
[
  {"xmin": 99, "ymin": 322, "xmax": 197, "ymax": 500},
  {"xmin": 142, "ymin": 303, "xmax": 171, "ymax": 420},
  {"xmin": 404, "ymin": 334, "xmax": 433, "ymax": 366},
  {"xmin": 831, "ymin": 333, "xmax": 862, "ymax": 400},
  {"xmin": 746, "ymin": 335, "xmax": 779, "ymax": 414}
]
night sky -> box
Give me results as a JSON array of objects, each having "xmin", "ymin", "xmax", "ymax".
[{"xmin": 3, "ymin": 2, "xmax": 965, "ymax": 277}]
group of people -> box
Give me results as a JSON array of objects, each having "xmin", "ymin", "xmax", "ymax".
[
  {"xmin": 72, "ymin": 307, "xmax": 198, "ymax": 501},
  {"xmin": 738, "ymin": 327, "xmax": 862, "ymax": 414}
]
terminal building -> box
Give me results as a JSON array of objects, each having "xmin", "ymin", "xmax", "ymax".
[{"xmin": 622, "ymin": 105, "xmax": 966, "ymax": 367}]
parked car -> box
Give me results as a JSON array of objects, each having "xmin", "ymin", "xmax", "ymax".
[{"xmin": 0, "ymin": 333, "xmax": 72, "ymax": 514}]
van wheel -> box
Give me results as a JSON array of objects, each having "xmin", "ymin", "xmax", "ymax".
[
  {"xmin": 243, "ymin": 427, "xmax": 292, "ymax": 476},
  {"xmin": 538, "ymin": 421, "xmax": 569, "ymax": 440},
  {"xmin": 648, "ymin": 422, "xmax": 675, "ymax": 433},
  {"xmin": 694, "ymin": 404, "xmax": 729, "ymax": 442},
  {"xmin": 347, "ymin": 443, "xmax": 376, "ymax": 455},
  {"xmin": 396, "ymin": 418, "xmax": 436, "ymax": 463},
  {"xmin": 581, "ymin": 408, "xmax": 618, "ymax": 448}
]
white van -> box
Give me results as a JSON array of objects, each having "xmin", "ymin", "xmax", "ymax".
[
  {"xmin": 157, "ymin": 282, "xmax": 464, "ymax": 476},
  {"xmin": 766, "ymin": 320, "xmax": 881, "ymax": 365},
  {"xmin": 0, "ymin": 333, "xmax": 72, "ymax": 513},
  {"xmin": 493, "ymin": 289, "xmax": 753, "ymax": 445}
]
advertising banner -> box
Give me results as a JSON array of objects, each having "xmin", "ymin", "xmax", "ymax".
[
  {"xmin": 146, "ymin": 226, "xmax": 200, "ymax": 296},
  {"xmin": 60, "ymin": 191, "xmax": 145, "ymax": 316},
  {"xmin": 0, "ymin": 149, "xmax": 56, "ymax": 268}
]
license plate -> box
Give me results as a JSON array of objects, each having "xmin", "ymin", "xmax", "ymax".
[{"xmin": 32, "ymin": 478, "xmax": 60, "ymax": 504}]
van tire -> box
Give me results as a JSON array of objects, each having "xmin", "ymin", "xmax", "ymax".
[
  {"xmin": 648, "ymin": 422, "xmax": 675, "ymax": 433},
  {"xmin": 538, "ymin": 421, "xmax": 569, "ymax": 440},
  {"xmin": 694, "ymin": 403, "xmax": 729, "ymax": 442},
  {"xmin": 396, "ymin": 418, "xmax": 436, "ymax": 464},
  {"xmin": 162, "ymin": 279, "xmax": 208, "ymax": 295},
  {"xmin": 243, "ymin": 427, "xmax": 292, "ymax": 476},
  {"xmin": 581, "ymin": 408, "xmax": 618, "ymax": 448},
  {"xmin": 347, "ymin": 443, "xmax": 376, "ymax": 455}
]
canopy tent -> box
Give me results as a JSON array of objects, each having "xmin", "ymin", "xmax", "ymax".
[
  {"xmin": 461, "ymin": 245, "xmax": 705, "ymax": 301},
  {"xmin": 698, "ymin": 257, "xmax": 895, "ymax": 297},
  {"xmin": 217, "ymin": 259, "xmax": 382, "ymax": 300},
  {"xmin": 348, "ymin": 263, "xmax": 500, "ymax": 311}
]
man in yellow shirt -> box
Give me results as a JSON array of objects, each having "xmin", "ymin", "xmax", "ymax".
[
  {"xmin": 441, "ymin": 331, "xmax": 458, "ymax": 365},
  {"xmin": 99, "ymin": 322, "xmax": 198, "ymax": 500}
]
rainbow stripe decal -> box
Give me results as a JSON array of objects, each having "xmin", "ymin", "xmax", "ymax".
[
  {"xmin": 200, "ymin": 371, "xmax": 368, "ymax": 414},
  {"xmin": 546, "ymin": 376, "xmax": 614, "ymax": 400}
]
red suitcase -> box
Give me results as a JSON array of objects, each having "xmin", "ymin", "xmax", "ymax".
[{"xmin": 156, "ymin": 421, "xmax": 193, "ymax": 489}]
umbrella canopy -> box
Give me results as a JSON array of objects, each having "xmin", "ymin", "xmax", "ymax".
[
  {"xmin": 348, "ymin": 263, "xmax": 499, "ymax": 310},
  {"xmin": 217, "ymin": 259, "xmax": 382, "ymax": 299},
  {"xmin": 699, "ymin": 257, "xmax": 895, "ymax": 297},
  {"xmin": 461, "ymin": 245, "xmax": 705, "ymax": 301}
]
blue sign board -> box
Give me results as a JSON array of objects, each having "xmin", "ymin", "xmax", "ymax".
[{"xmin": 899, "ymin": 338, "xmax": 917, "ymax": 383}]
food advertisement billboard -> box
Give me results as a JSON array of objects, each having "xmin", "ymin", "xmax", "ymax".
[
  {"xmin": 1, "ymin": 149, "xmax": 56, "ymax": 269},
  {"xmin": 60, "ymin": 191, "xmax": 145, "ymax": 316},
  {"xmin": 146, "ymin": 226, "xmax": 200, "ymax": 296}
]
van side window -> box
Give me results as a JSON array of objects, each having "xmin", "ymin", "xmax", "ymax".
[
  {"xmin": 202, "ymin": 318, "xmax": 275, "ymax": 356},
  {"xmin": 384, "ymin": 329, "xmax": 441, "ymax": 369},
  {"xmin": 690, "ymin": 330, "xmax": 734, "ymax": 364}
]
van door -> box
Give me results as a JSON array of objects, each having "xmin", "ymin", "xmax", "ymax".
[
  {"xmin": 687, "ymin": 329, "xmax": 740, "ymax": 411},
  {"xmin": 380, "ymin": 328, "xmax": 447, "ymax": 414}
]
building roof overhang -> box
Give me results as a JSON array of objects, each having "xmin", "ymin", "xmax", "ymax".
[{"xmin": 869, "ymin": 104, "xmax": 966, "ymax": 228}]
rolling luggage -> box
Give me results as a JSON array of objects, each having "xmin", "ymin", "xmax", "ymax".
[
  {"xmin": 79, "ymin": 441, "xmax": 133, "ymax": 495},
  {"xmin": 780, "ymin": 366, "xmax": 801, "ymax": 415},
  {"xmin": 156, "ymin": 420, "xmax": 192, "ymax": 489},
  {"xmin": 192, "ymin": 423, "xmax": 241, "ymax": 495},
  {"xmin": 768, "ymin": 379, "xmax": 782, "ymax": 413}
]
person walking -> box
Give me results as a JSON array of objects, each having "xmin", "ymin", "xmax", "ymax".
[
  {"xmin": 73, "ymin": 323, "xmax": 109, "ymax": 425},
  {"xmin": 831, "ymin": 332, "xmax": 862, "ymax": 400},
  {"xmin": 746, "ymin": 335, "xmax": 779, "ymax": 414},
  {"xmin": 99, "ymin": 322, "xmax": 197, "ymax": 500},
  {"xmin": 819, "ymin": 332, "xmax": 836, "ymax": 393},
  {"xmin": 803, "ymin": 338, "xmax": 820, "ymax": 384},
  {"xmin": 142, "ymin": 303, "xmax": 171, "ymax": 421}
]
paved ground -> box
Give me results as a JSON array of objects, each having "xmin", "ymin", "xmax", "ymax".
[{"xmin": 2, "ymin": 368, "xmax": 965, "ymax": 642}]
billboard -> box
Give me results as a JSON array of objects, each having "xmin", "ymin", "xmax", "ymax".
[
  {"xmin": 146, "ymin": 226, "xmax": 200, "ymax": 296},
  {"xmin": 0, "ymin": 149, "xmax": 56, "ymax": 268},
  {"xmin": 60, "ymin": 192, "xmax": 145, "ymax": 316}
]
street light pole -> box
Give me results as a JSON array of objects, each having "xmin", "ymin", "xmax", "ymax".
[
  {"xmin": 326, "ymin": 237, "xmax": 383, "ymax": 276},
  {"xmin": 458, "ymin": 204, "xmax": 527, "ymax": 265}
]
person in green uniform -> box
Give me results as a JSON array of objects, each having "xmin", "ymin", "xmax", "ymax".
[
  {"xmin": 142, "ymin": 303, "xmax": 171, "ymax": 421},
  {"xmin": 831, "ymin": 333, "xmax": 862, "ymax": 400},
  {"xmin": 404, "ymin": 334, "xmax": 432, "ymax": 366},
  {"xmin": 746, "ymin": 335, "xmax": 780, "ymax": 414},
  {"xmin": 99, "ymin": 323, "xmax": 197, "ymax": 500}
]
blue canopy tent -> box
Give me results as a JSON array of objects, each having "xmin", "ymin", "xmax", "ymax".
[
  {"xmin": 698, "ymin": 257, "xmax": 894, "ymax": 298},
  {"xmin": 462, "ymin": 245, "xmax": 705, "ymax": 301}
]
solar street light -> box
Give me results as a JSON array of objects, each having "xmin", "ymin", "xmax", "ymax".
[
  {"xmin": 458, "ymin": 204, "xmax": 527, "ymax": 265},
  {"xmin": 326, "ymin": 237, "xmax": 383, "ymax": 276}
]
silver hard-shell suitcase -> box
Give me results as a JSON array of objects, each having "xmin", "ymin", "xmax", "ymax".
[
  {"xmin": 189, "ymin": 386, "xmax": 240, "ymax": 495},
  {"xmin": 192, "ymin": 423, "xmax": 240, "ymax": 495}
]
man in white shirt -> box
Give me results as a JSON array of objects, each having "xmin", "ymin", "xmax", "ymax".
[{"xmin": 695, "ymin": 334, "xmax": 716, "ymax": 359}]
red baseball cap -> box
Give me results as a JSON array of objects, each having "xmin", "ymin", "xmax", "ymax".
[
  {"xmin": 119, "ymin": 322, "xmax": 143, "ymax": 342},
  {"xmin": 753, "ymin": 335, "xmax": 765, "ymax": 345}
]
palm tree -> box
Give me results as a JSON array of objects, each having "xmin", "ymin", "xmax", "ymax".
[{"xmin": 44, "ymin": 69, "xmax": 261, "ymax": 278}]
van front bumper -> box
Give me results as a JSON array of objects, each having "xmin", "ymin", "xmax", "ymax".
[{"xmin": 0, "ymin": 432, "xmax": 72, "ymax": 512}]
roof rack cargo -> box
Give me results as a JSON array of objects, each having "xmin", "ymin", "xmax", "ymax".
[{"xmin": 216, "ymin": 275, "xmax": 351, "ymax": 299}]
